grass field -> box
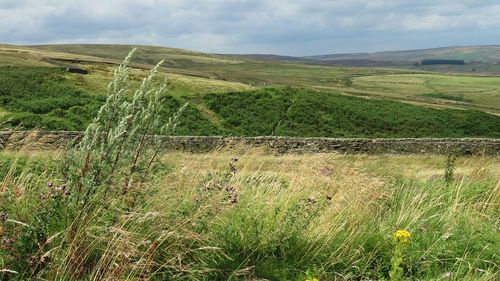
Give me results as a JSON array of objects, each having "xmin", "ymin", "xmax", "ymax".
[
  {"xmin": 2, "ymin": 70, "xmax": 500, "ymax": 137},
  {"xmin": 1, "ymin": 44, "xmax": 500, "ymax": 137},
  {"xmin": 0, "ymin": 45, "xmax": 500, "ymax": 118},
  {"xmin": 1, "ymin": 148, "xmax": 499, "ymax": 280},
  {"xmin": 22, "ymin": 44, "xmax": 500, "ymax": 113},
  {"xmin": 352, "ymin": 74, "xmax": 500, "ymax": 112}
]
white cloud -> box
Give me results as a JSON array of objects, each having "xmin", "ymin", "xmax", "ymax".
[
  {"xmin": 401, "ymin": 14, "xmax": 455, "ymax": 31},
  {"xmin": 0, "ymin": 0, "xmax": 499, "ymax": 55}
]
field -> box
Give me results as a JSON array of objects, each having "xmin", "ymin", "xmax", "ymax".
[
  {"xmin": 20, "ymin": 44, "xmax": 500, "ymax": 113},
  {"xmin": 2, "ymin": 68, "xmax": 499, "ymax": 136},
  {"xmin": 1, "ymin": 147, "xmax": 499, "ymax": 280},
  {"xmin": 1, "ymin": 45, "xmax": 499, "ymax": 280},
  {"xmin": 1, "ymin": 44, "xmax": 500, "ymax": 136},
  {"xmin": 351, "ymin": 74, "xmax": 500, "ymax": 112}
]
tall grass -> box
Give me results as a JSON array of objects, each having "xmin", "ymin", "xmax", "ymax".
[
  {"xmin": 0, "ymin": 50, "xmax": 213, "ymax": 280},
  {"xmin": 1, "ymin": 52, "xmax": 499, "ymax": 280}
]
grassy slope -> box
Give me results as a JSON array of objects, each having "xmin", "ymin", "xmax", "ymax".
[
  {"xmin": 306, "ymin": 46, "xmax": 500, "ymax": 75},
  {"xmin": 352, "ymin": 74, "xmax": 500, "ymax": 112},
  {"xmin": 26, "ymin": 44, "xmax": 500, "ymax": 113},
  {"xmin": 0, "ymin": 44, "xmax": 254, "ymax": 132},
  {"xmin": 203, "ymin": 88, "xmax": 500, "ymax": 138},
  {"xmin": 0, "ymin": 65, "xmax": 224, "ymax": 134},
  {"xmin": 2, "ymin": 44, "xmax": 500, "ymax": 136},
  {"xmin": 30, "ymin": 44, "xmax": 243, "ymax": 67},
  {"xmin": 2, "ymin": 68, "xmax": 499, "ymax": 137}
]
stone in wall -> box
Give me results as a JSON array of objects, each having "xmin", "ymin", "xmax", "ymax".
[{"xmin": 0, "ymin": 131, "xmax": 499, "ymax": 156}]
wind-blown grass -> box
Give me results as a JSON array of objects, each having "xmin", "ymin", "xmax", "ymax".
[{"xmin": 1, "ymin": 148, "xmax": 499, "ymax": 280}]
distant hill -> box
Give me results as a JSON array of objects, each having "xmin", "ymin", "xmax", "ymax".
[
  {"xmin": 312, "ymin": 59, "xmax": 406, "ymax": 67},
  {"xmin": 29, "ymin": 44, "xmax": 500, "ymax": 67},
  {"xmin": 306, "ymin": 46, "xmax": 500, "ymax": 63},
  {"xmin": 1, "ymin": 43, "xmax": 499, "ymax": 126},
  {"xmin": 29, "ymin": 44, "xmax": 244, "ymax": 68},
  {"xmin": 226, "ymin": 54, "xmax": 312, "ymax": 62}
]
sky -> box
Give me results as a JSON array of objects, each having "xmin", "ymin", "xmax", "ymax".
[{"xmin": 1, "ymin": 0, "xmax": 499, "ymax": 56}]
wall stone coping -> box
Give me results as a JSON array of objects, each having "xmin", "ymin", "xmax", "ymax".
[{"xmin": 0, "ymin": 131, "xmax": 499, "ymax": 156}]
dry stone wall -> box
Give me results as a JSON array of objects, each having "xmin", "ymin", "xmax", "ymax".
[{"xmin": 1, "ymin": 131, "xmax": 499, "ymax": 156}]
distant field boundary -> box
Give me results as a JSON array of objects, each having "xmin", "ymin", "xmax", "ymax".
[{"xmin": 1, "ymin": 131, "xmax": 499, "ymax": 156}]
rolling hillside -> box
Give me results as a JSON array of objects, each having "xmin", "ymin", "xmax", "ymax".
[
  {"xmin": 1, "ymin": 43, "xmax": 500, "ymax": 137},
  {"xmin": 31, "ymin": 44, "xmax": 244, "ymax": 69}
]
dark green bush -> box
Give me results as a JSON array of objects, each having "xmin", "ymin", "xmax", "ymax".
[
  {"xmin": 203, "ymin": 88, "xmax": 500, "ymax": 138},
  {"xmin": 0, "ymin": 66, "xmax": 102, "ymax": 130},
  {"xmin": 158, "ymin": 96, "xmax": 221, "ymax": 135},
  {"xmin": 204, "ymin": 88, "xmax": 293, "ymax": 135},
  {"xmin": 0, "ymin": 66, "xmax": 218, "ymax": 134}
]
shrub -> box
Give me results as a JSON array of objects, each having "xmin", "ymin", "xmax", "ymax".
[{"xmin": 203, "ymin": 88, "xmax": 500, "ymax": 137}]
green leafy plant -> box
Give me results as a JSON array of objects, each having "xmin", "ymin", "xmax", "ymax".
[{"xmin": 389, "ymin": 229, "xmax": 412, "ymax": 281}]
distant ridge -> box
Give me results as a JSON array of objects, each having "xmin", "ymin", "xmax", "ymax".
[
  {"xmin": 305, "ymin": 45, "xmax": 500, "ymax": 62},
  {"xmin": 224, "ymin": 53, "xmax": 312, "ymax": 62},
  {"xmin": 27, "ymin": 44, "xmax": 500, "ymax": 64}
]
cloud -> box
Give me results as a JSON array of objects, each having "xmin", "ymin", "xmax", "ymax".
[{"xmin": 0, "ymin": 0, "xmax": 499, "ymax": 55}]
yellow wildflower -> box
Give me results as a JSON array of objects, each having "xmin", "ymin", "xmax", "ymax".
[
  {"xmin": 305, "ymin": 279, "xmax": 319, "ymax": 281},
  {"xmin": 394, "ymin": 229, "xmax": 411, "ymax": 244}
]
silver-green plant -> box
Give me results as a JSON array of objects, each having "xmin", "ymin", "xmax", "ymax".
[
  {"xmin": 53, "ymin": 49, "xmax": 187, "ymax": 278},
  {"xmin": 63, "ymin": 48, "xmax": 186, "ymax": 208}
]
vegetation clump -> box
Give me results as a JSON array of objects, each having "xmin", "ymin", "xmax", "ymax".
[
  {"xmin": 0, "ymin": 65, "xmax": 218, "ymax": 134},
  {"xmin": 421, "ymin": 59, "xmax": 465, "ymax": 65},
  {"xmin": 204, "ymin": 88, "xmax": 500, "ymax": 137},
  {"xmin": 0, "ymin": 66, "xmax": 102, "ymax": 130}
]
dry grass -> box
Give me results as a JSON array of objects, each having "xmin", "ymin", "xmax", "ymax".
[
  {"xmin": 1, "ymin": 148, "xmax": 499, "ymax": 280},
  {"xmin": 160, "ymin": 149, "xmax": 500, "ymax": 182}
]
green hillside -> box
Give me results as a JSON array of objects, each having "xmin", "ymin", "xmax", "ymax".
[
  {"xmin": 1, "ymin": 66, "xmax": 498, "ymax": 138},
  {"xmin": 1, "ymin": 44, "xmax": 500, "ymax": 138},
  {"xmin": 0, "ymin": 66, "xmax": 220, "ymax": 134},
  {"xmin": 30, "ymin": 44, "xmax": 244, "ymax": 68},
  {"xmin": 203, "ymin": 88, "xmax": 500, "ymax": 138},
  {"xmin": 25, "ymin": 44, "xmax": 500, "ymax": 113}
]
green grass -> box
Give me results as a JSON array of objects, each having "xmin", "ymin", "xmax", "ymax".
[
  {"xmin": 2, "ymin": 43, "xmax": 500, "ymax": 137},
  {"xmin": 353, "ymin": 74, "xmax": 500, "ymax": 112},
  {"xmin": 1, "ymin": 67, "xmax": 499, "ymax": 137},
  {"xmin": 4, "ymin": 43, "xmax": 500, "ymax": 113},
  {"xmin": 0, "ymin": 66, "xmax": 103, "ymax": 130},
  {"xmin": 1, "ymin": 150, "xmax": 499, "ymax": 280},
  {"xmin": 30, "ymin": 44, "xmax": 243, "ymax": 68},
  {"xmin": 0, "ymin": 66, "xmax": 220, "ymax": 134},
  {"xmin": 421, "ymin": 93, "xmax": 472, "ymax": 103}
]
